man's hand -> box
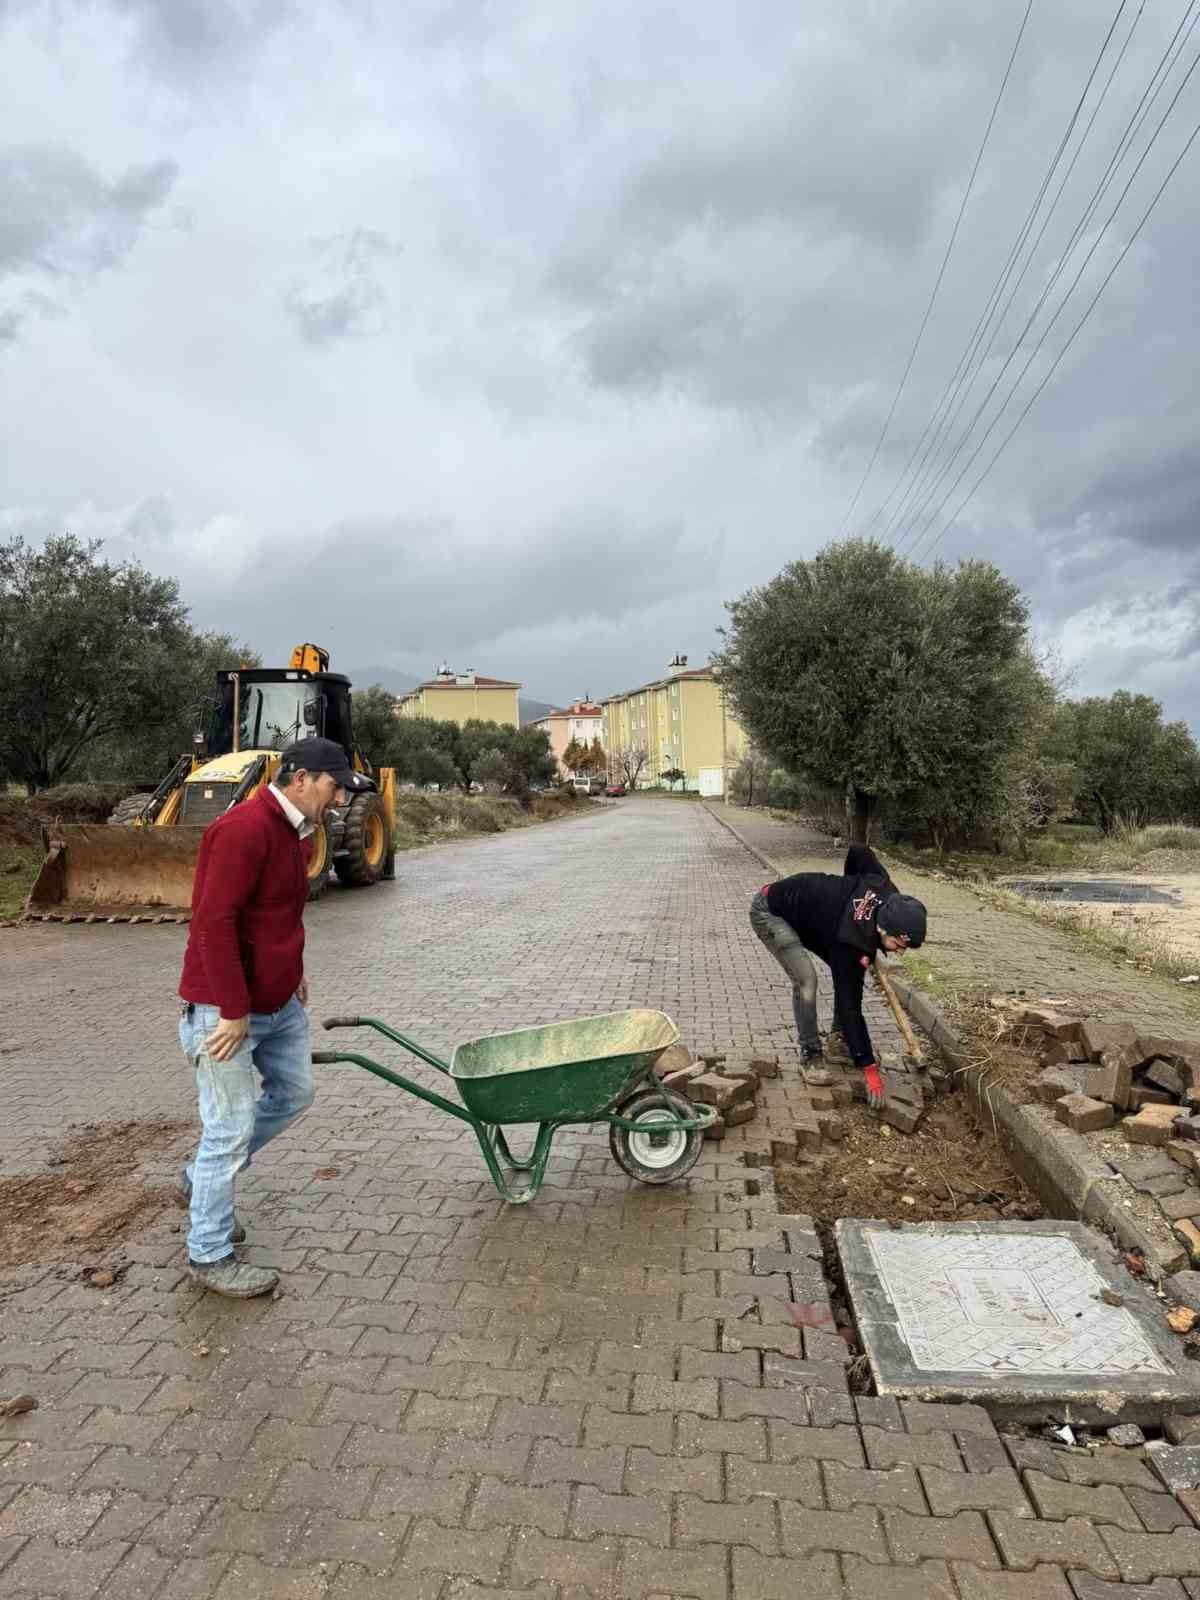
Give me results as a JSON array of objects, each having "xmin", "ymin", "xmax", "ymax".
[
  {"xmin": 205, "ymin": 1014, "xmax": 249, "ymax": 1062},
  {"xmin": 297, "ymin": 977, "xmax": 309, "ymax": 1006}
]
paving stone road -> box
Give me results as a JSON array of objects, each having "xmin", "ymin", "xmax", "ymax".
[{"xmin": 2, "ymin": 798, "xmax": 1198, "ymax": 1598}]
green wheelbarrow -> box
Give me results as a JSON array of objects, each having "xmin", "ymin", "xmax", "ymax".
[{"xmin": 312, "ymin": 1008, "xmax": 716, "ymax": 1202}]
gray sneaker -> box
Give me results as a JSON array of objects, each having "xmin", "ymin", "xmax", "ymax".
[
  {"xmin": 175, "ymin": 1168, "xmax": 246, "ymax": 1244},
  {"xmin": 801, "ymin": 1049, "xmax": 833, "ymax": 1087},
  {"xmin": 187, "ymin": 1256, "xmax": 278, "ymax": 1298}
]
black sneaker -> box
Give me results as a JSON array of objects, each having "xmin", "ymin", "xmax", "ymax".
[
  {"xmin": 175, "ymin": 1168, "xmax": 246, "ymax": 1244},
  {"xmin": 186, "ymin": 1257, "xmax": 278, "ymax": 1298}
]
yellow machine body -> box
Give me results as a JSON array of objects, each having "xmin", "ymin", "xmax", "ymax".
[{"xmin": 26, "ymin": 649, "xmax": 397, "ymax": 922}]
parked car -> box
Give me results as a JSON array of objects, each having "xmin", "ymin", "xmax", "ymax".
[{"xmin": 605, "ymin": 783, "xmax": 626, "ymax": 798}]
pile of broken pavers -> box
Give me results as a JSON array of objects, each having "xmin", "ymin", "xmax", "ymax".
[
  {"xmin": 1007, "ymin": 1002, "xmax": 1200, "ymax": 1269},
  {"xmin": 653, "ymin": 1042, "xmax": 774, "ymax": 1139}
]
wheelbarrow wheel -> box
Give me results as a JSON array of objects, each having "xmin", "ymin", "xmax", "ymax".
[{"xmin": 609, "ymin": 1089, "xmax": 703, "ymax": 1185}]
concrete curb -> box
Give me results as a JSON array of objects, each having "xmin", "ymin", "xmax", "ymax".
[{"xmin": 702, "ymin": 803, "xmax": 1189, "ymax": 1280}]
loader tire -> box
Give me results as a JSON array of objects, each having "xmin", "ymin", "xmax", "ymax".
[
  {"xmin": 335, "ymin": 793, "xmax": 390, "ymax": 887},
  {"xmin": 306, "ymin": 821, "xmax": 333, "ymax": 901},
  {"xmin": 107, "ymin": 792, "xmax": 155, "ymax": 827}
]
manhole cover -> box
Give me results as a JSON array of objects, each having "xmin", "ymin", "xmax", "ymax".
[
  {"xmin": 837, "ymin": 1219, "xmax": 1200, "ymax": 1423},
  {"xmin": 1004, "ymin": 878, "xmax": 1179, "ymax": 904}
]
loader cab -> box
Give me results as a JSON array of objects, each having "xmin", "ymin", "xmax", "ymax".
[{"xmin": 206, "ymin": 670, "xmax": 356, "ymax": 760}]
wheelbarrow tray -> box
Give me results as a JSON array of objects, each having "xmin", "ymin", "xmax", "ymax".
[{"xmin": 449, "ymin": 1008, "xmax": 679, "ymax": 1125}]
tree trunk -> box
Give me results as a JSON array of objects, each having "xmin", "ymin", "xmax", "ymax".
[{"xmin": 849, "ymin": 787, "xmax": 874, "ymax": 844}]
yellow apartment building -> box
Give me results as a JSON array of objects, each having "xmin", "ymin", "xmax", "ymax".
[
  {"xmin": 396, "ymin": 666, "xmax": 520, "ymax": 728},
  {"xmin": 601, "ymin": 655, "xmax": 747, "ymax": 795}
]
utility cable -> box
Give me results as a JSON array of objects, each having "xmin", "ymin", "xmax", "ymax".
[
  {"xmin": 887, "ymin": 0, "xmax": 1157, "ymax": 549},
  {"xmin": 913, "ymin": 92, "xmax": 1200, "ymax": 560},
  {"xmin": 862, "ymin": 0, "xmax": 1131, "ymax": 546},
  {"xmin": 893, "ymin": 0, "xmax": 1199, "ymax": 551},
  {"xmin": 839, "ymin": 0, "xmax": 1035, "ymax": 533}
]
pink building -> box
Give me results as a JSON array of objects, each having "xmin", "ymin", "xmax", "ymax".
[{"xmin": 533, "ymin": 699, "xmax": 604, "ymax": 779}]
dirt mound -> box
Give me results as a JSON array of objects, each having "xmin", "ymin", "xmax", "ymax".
[
  {"xmin": 0, "ymin": 1117, "xmax": 194, "ymax": 1268},
  {"xmin": 774, "ymin": 1093, "xmax": 1041, "ymax": 1227}
]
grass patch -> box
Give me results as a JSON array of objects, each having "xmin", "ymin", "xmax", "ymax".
[
  {"xmin": 897, "ymin": 951, "xmax": 954, "ymax": 1000},
  {"xmin": 0, "ymin": 843, "xmax": 41, "ymax": 922}
]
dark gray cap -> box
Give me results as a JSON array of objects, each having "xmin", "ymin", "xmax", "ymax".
[
  {"xmin": 279, "ymin": 736, "xmax": 374, "ymax": 792},
  {"xmin": 878, "ymin": 892, "xmax": 927, "ymax": 948}
]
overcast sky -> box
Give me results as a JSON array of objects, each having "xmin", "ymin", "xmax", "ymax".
[{"xmin": 2, "ymin": 0, "xmax": 1197, "ymax": 721}]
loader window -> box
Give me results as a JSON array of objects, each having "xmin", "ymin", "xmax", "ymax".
[
  {"xmin": 209, "ymin": 680, "xmax": 323, "ymax": 754},
  {"xmin": 241, "ymin": 683, "xmax": 321, "ymax": 751}
]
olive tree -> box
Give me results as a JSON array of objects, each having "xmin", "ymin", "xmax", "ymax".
[{"xmin": 717, "ymin": 539, "xmax": 1042, "ymax": 843}]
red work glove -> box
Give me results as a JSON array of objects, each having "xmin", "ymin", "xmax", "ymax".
[{"xmin": 863, "ymin": 1063, "xmax": 885, "ymax": 1109}]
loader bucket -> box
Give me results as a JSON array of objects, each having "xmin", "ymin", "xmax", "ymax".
[{"xmin": 25, "ymin": 824, "xmax": 209, "ymax": 923}]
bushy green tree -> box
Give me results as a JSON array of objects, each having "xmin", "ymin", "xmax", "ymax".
[
  {"xmin": 718, "ymin": 540, "xmax": 1042, "ymax": 843},
  {"xmin": 0, "ymin": 534, "xmax": 257, "ymax": 790},
  {"xmin": 1066, "ymin": 691, "xmax": 1200, "ymax": 830},
  {"xmin": 350, "ymin": 685, "xmax": 400, "ymax": 768}
]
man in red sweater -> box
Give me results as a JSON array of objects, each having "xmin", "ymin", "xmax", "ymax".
[{"xmin": 176, "ymin": 736, "xmax": 374, "ymax": 1297}]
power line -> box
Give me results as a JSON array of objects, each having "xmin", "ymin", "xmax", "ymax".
[
  {"xmin": 914, "ymin": 90, "xmax": 1200, "ymax": 560},
  {"xmin": 838, "ymin": 0, "xmax": 1035, "ymax": 533},
  {"xmin": 863, "ymin": 0, "xmax": 1133, "ymax": 547},
  {"xmin": 888, "ymin": 0, "xmax": 1156, "ymax": 550},
  {"xmin": 894, "ymin": 0, "xmax": 1199, "ymax": 552}
]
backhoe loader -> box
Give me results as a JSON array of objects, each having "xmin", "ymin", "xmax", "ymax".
[{"xmin": 26, "ymin": 645, "xmax": 397, "ymax": 922}]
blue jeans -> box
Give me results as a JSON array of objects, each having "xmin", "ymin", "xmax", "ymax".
[{"xmin": 178, "ymin": 996, "xmax": 314, "ymax": 1263}]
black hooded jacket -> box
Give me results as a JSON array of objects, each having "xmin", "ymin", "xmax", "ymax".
[{"xmin": 765, "ymin": 845, "xmax": 895, "ymax": 1067}]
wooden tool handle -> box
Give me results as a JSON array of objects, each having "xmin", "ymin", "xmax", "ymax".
[{"xmin": 873, "ymin": 958, "xmax": 924, "ymax": 1062}]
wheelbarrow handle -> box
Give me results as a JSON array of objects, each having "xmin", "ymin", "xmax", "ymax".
[
  {"xmin": 322, "ymin": 1015, "xmax": 361, "ymax": 1030},
  {"xmin": 311, "ymin": 1051, "xmax": 340, "ymax": 1063}
]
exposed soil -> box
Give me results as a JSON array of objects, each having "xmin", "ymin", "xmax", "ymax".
[
  {"xmin": 0, "ymin": 1118, "xmax": 193, "ymax": 1268},
  {"xmin": 773, "ymin": 1090, "xmax": 1042, "ymax": 1227}
]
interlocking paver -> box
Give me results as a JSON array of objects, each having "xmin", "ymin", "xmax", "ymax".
[
  {"xmin": 678, "ymin": 1493, "xmax": 778, "ymax": 1554},
  {"xmin": 987, "ymin": 1508, "xmax": 1120, "ymax": 1577},
  {"xmin": 952, "ymin": 1562, "xmax": 1075, "ymax": 1598},
  {"xmin": 882, "ymin": 1506, "xmax": 1001, "ymax": 1567},
  {"xmin": 1025, "ymin": 1471, "xmax": 1142, "ymax": 1531},
  {"xmin": 1099, "ymin": 1525, "xmax": 1200, "ymax": 1582},
  {"xmin": 778, "ymin": 1501, "xmax": 888, "ymax": 1561},
  {"xmin": 920, "ymin": 1464, "xmax": 1032, "ymax": 1517},
  {"xmin": 825, "ymin": 1461, "xmax": 926, "ymax": 1513},
  {"xmin": 724, "ymin": 1455, "xmax": 823, "ymax": 1508},
  {"xmin": 4, "ymin": 800, "xmax": 1165, "ymax": 1600}
]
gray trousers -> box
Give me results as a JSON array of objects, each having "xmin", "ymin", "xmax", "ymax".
[{"xmin": 749, "ymin": 890, "xmax": 821, "ymax": 1054}]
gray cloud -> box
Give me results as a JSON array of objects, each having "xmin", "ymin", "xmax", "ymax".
[
  {"xmin": 0, "ymin": 145, "xmax": 175, "ymax": 337},
  {"xmin": 2, "ymin": 0, "xmax": 1198, "ymax": 729},
  {"xmin": 283, "ymin": 228, "xmax": 399, "ymax": 345}
]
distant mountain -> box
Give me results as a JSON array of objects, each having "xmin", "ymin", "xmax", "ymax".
[
  {"xmin": 345, "ymin": 666, "xmax": 422, "ymax": 696},
  {"xmin": 519, "ymin": 697, "xmax": 557, "ymax": 725},
  {"xmin": 347, "ymin": 667, "xmax": 559, "ymax": 727}
]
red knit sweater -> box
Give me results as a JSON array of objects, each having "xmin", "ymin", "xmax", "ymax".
[{"xmin": 178, "ymin": 786, "xmax": 310, "ymax": 1018}]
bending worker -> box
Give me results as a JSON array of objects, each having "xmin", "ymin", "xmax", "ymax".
[{"xmin": 749, "ymin": 844, "xmax": 927, "ymax": 1108}]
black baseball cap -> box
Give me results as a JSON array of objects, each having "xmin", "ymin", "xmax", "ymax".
[
  {"xmin": 878, "ymin": 892, "xmax": 927, "ymax": 948},
  {"xmin": 279, "ymin": 736, "xmax": 375, "ymax": 792}
]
